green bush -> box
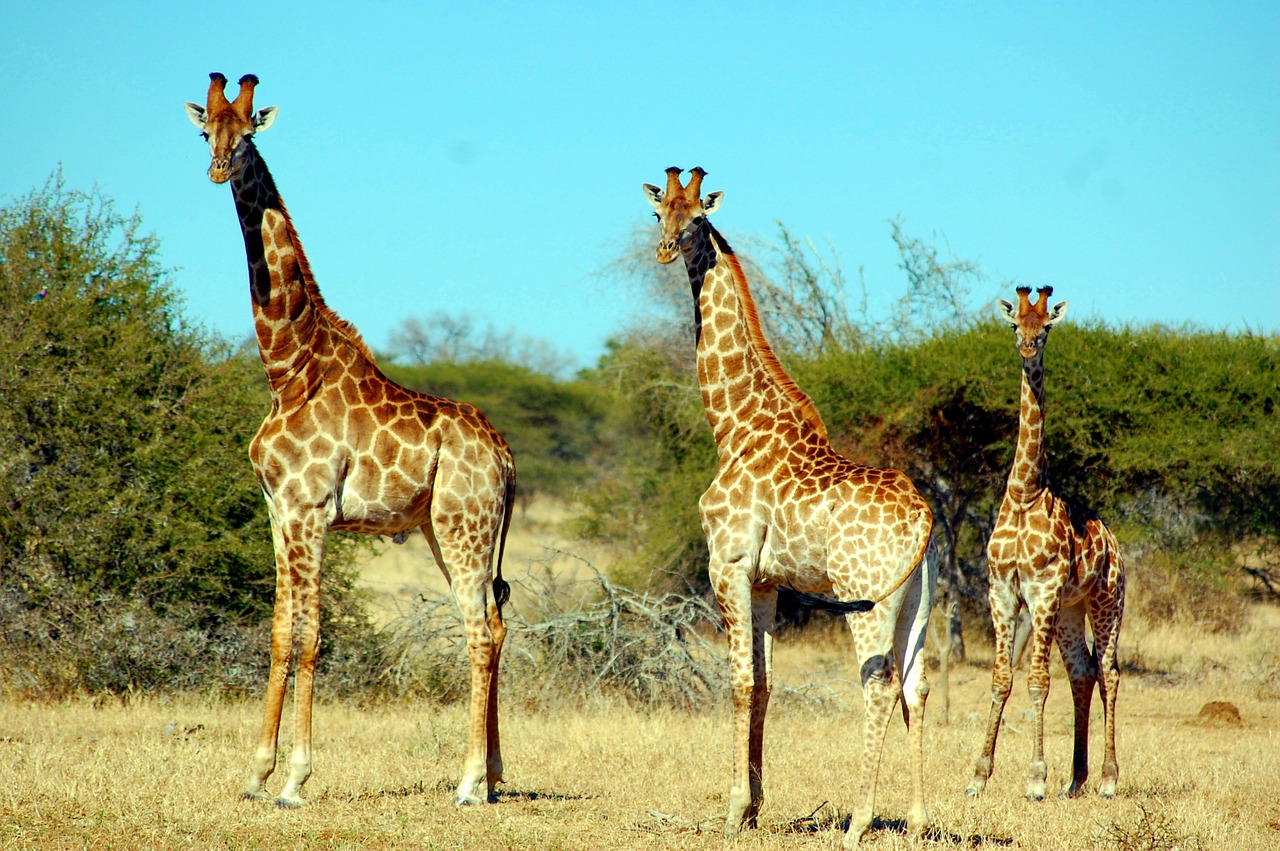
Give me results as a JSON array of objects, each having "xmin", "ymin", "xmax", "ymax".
[{"xmin": 0, "ymin": 174, "xmax": 374, "ymax": 697}]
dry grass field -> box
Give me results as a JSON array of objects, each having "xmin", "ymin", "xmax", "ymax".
[{"xmin": 3, "ymin": 504, "xmax": 1278, "ymax": 849}]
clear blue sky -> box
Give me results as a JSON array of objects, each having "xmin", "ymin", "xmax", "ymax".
[{"xmin": 3, "ymin": 2, "xmax": 1277, "ymax": 370}]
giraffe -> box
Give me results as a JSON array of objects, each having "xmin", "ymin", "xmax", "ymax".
[
  {"xmin": 644, "ymin": 167, "xmax": 937, "ymax": 847},
  {"xmin": 966, "ymin": 285, "xmax": 1125, "ymax": 801},
  {"xmin": 184, "ymin": 73, "xmax": 516, "ymax": 808}
]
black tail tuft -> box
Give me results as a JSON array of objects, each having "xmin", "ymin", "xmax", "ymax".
[
  {"xmin": 493, "ymin": 576, "xmax": 511, "ymax": 613},
  {"xmin": 787, "ymin": 589, "xmax": 875, "ymax": 614}
]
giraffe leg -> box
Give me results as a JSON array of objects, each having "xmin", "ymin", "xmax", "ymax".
[
  {"xmin": 743, "ymin": 586, "xmax": 777, "ymax": 829},
  {"xmin": 966, "ymin": 579, "xmax": 1021, "ymax": 797},
  {"xmin": 715, "ymin": 560, "xmax": 760, "ymax": 837},
  {"xmin": 844, "ymin": 627, "xmax": 899, "ymax": 848},
  {"xmin": 275, "ymin": 513, "xmax": 327, "ymax": 808},
  {"xmin": 429, "ymin": 516, "xmax": 503, "ymax": 806},
  {"xmin": 1090, "ymin": 569, "xmax": 1125, "ymax": 798},
  {"xmin": 243, "ymin": 511, "xmax": 293, "ymax": 802},
  {"xmin": 1022, "ymin": 596, "xmax": 1059, "ymax": 802},
  {"xmin": 895, "ymin": 552, "xmax": 935, "ymax": 837},
  {"xmin": 1055, "ymin": 601, "xmax": 1095, "ymax": 798},
  {"xmin": 483, "ymin": 592, "xmax": 507, "ymax": 796}
]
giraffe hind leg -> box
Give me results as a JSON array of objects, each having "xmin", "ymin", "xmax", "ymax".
[
  {"xmin": 1090, "ymin": 574, "xmax": 1125, "ymax": 798},
  {"xmin": 845, "ymin": 642, "xmax": 899, "ymax": 848},
  {"xmin": 1055, "ymin": 602, "xmax": 1095, "ymax": 798},
  {"xmin": 426, "ymin": 515, "xmax": 505, "ymax": 806},
  {"xmin": 895, "ymin": 554, "xmax": 935, "ymax": 836}
]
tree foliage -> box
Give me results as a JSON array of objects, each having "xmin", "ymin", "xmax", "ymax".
[{"xmin": 0, "ymin": 174, "xmax": 372, "ymax": 695}]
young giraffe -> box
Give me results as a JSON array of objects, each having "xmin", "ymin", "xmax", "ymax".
[
  {"xmin": 184, "ymin": 73, "xmax": 516, "ymax": 808},
  {"xmin": 644, "ymin": 167, "xmax": 937, "ymax": 847},
  {"xmin": 966, "ymin": 286, "xmax": 1125, "ymax": 801}
]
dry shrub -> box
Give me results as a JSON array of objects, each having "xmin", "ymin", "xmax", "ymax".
[
  {"xmin": 1131, "ymin": 549, "xmax": 1248, "ymax": 634},
  {"xmin": 370, "ymin": 593, "xmax": 474, "ymax": 704},
  {"xmin": 374, "ymin": 560, "xmax": 726, "ymax": 709},
  {"xmin": 0, "ymin": 578, "xmax": 384, "ymax": 701},
  {"xmin": 513, "ymin": 562, "xmax": 726, "ymax": 708},
  {"xmin": 0, "ymin": 587, "xmax": 264, "ymax": 698},
  {"xmin": 1098, "ymin": 803, "xmax": 1204, "ymax": 851}
]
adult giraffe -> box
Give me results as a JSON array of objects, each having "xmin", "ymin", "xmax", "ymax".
[
  {"xmin": 966, "ymin": 285, "xmax": 1125, "ymax": 801},
  {"xmin": 184, "ymin": 73, "xmax": 515, "ymax": 808},
  {"xmin": 644, "ymin": 167, "xmax": 937, "ymax": 846}
]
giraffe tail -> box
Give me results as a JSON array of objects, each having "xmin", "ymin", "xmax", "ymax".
[
  {"xmin": 491, "ymin": 469, "xmax": 516, "ymax": 615},
  {"xmin": 786, "ymin": 589, "xmax": 875, "ymax": 614}
]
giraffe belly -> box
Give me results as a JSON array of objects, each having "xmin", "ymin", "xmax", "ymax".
[
  {"xmin": 757, "ymin": 530, "xmax": 835, "ymax": 595},
  {"xmin": 331, "ymin": 475, "xmax": 433, "ymax": 536}
]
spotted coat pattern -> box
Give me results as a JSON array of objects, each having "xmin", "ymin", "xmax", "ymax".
[
  {"xmin": 644, "ymin": 168, "xmax": 937, "ymax": 847},
  {"xmin": 185, "ymin": 74, "xmax": 515, "ymax": 808},
  {"xmin": 966, "ymin": 286, "xmax": 1125, "ymax": 801}
]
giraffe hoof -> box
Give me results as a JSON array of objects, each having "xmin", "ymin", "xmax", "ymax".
[
  {"xmin": 240, "ymin": 790, "xmax": 271, "ymax": 803},
  {"xmin": 273, "ymin": 796, "xmax": 305, "ymax": 809},
  {"xmin": 455, "ymin": 793, "xmax": 484, "ymax": 806}
]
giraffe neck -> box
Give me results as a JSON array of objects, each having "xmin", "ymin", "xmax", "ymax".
[
  {"xmin": 1007, "ymin": 353, "xmax": 1049, "ymax": 502},
  {"xmin": 681, "ymin": 220, "xmax": 828, "ymax": 451},
  {"xmin": 228, "ymin": 140, "xmax": 375, "ymax": 395}
]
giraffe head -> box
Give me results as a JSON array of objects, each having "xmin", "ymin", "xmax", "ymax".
[
  {"xmin": 642, "ymin": 167, "xmax": 723, "ymax": 264},
  {"xmin": 997, "ymin": 286, "xmax": 1069, "ymax": 360},
  {"xmin": 184, "ymin": 73, "xmax": 278, "ymax": 184}
]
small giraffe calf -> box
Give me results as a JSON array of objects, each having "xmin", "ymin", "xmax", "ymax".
[{"xmin": 967, "ymin": 286, "xmax": 1126, "ymax": 801}]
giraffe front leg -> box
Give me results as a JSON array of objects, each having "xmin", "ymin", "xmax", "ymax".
[
  {"xmin": 275, "ymin": 518, "xmax": 326, "ymax": 808},
  {"xmin": 1023, "ymin": 604, "xmax": 1058, "ymax": 802},
  {"xmin": 715, "ymin": 567, "xmax": 759, "ymax": 837},
  {"xmin": 966, "ymin": 583, "xmax": 1020, "ymax": 798},
  {"xmin": 243, "ymin": 514, "xmax": 293, "ymax": 802}
]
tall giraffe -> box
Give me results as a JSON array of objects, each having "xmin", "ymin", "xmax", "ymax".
[
  {"xmin": 966, "ymin": 286, "xmax": 1125, "ymax": 801},
  {"xmin": 184, "ymin": 73, "xmax": 516, "ymax": 808},
  {"xmin": 644, "ymin": 168, "xmax": 937, "ymax": 847}
]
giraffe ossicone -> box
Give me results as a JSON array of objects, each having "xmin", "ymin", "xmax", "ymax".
[
  {"xmin": 967, "ymin": 285, "xmax": 1125, "ymax": 801},
  {"xmin": 644, "ymin": 167, "xmax": 938, "ymax": 847},
  {"xmin": 185, "ymin": 73, "xmax": 516, "ymax": 808}
]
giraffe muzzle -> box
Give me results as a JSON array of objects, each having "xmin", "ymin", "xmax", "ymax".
[
  {"xmin": 656, "ymin": 239, "xmax": 681, "ymax": 264},
  {"xmin": 208, "ymin": 158, "xmax": 232, "ymax": 184}
]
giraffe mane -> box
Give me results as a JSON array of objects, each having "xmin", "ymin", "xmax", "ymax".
[
  {"xmin": 274, "ymin": 195, "xmax": 378, "ymax": 364},
  {"xmin": 705, "ymin": 221, "xmax": 828, "ymax": 440}
]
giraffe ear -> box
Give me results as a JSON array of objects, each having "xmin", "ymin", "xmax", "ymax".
[
  {"xmin": 1045, "ymin": 300, "xmax": 1069, "ymax": 327},
  {"xmin": 253, "ymin": 106, "xmax": 279, "ymax": 132},
  {"xmin": 996, "ymin": 299, "xmax": 1017, "ymax": 325},
  {"xmin": 642, "ymin": 183, "xmax": 663, "ymax": 209},
  {"xmin": 184, "ymin": 102, "xmax": 207, "ymax": 130},
  {"xmin": 702, "ymin": 191, "xmax": 723, "ymax": 215}
]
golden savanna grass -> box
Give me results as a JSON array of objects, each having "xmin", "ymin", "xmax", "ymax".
[{"xmin": 2, "ymin": 505, "xmax": 1278, "ymax": 849}]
